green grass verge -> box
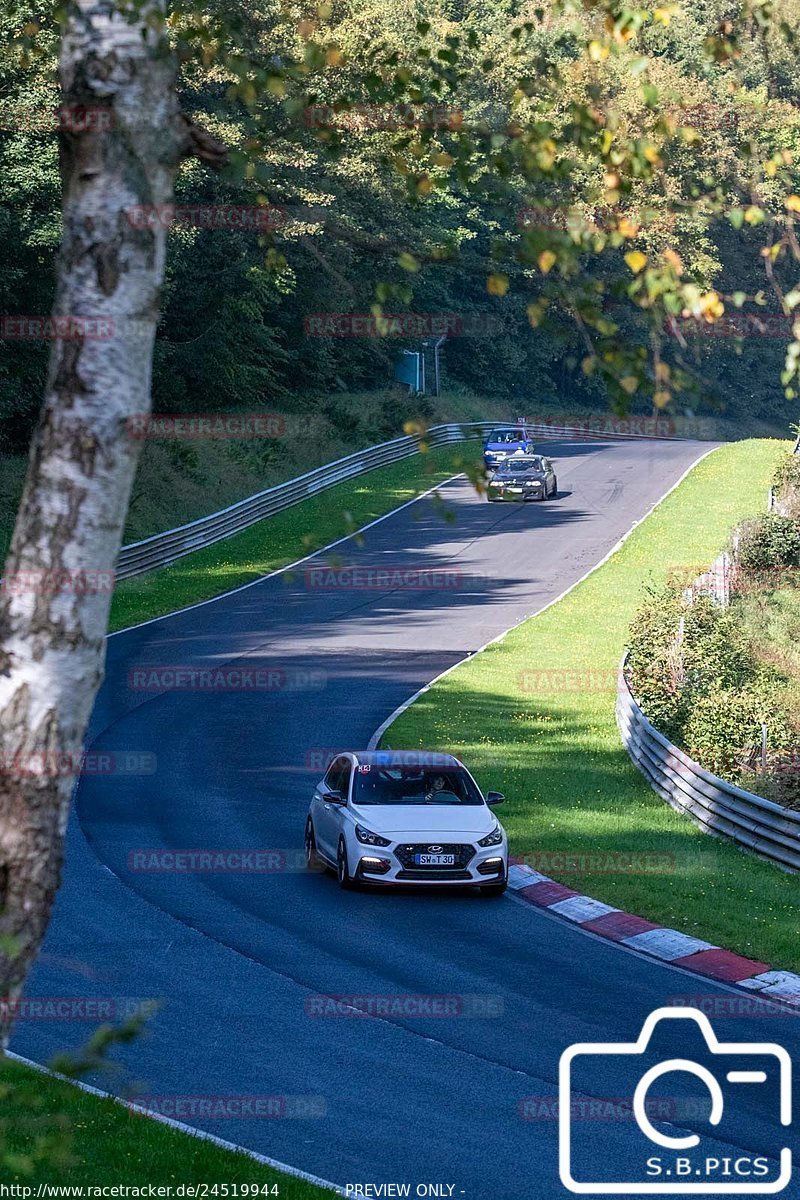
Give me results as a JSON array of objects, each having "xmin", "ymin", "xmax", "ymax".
[
  {"xmin": 110, "ymin": 442, "xmax": 480, "ymax": 632},
  {"xmin": 383, "ymin": 438, "xmax": 800, "ymax": 972},
  {"xmin": 0, "ymin": 1055, "xmax": 333, "ymax": 1191}
]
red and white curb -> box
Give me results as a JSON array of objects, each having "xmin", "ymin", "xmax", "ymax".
[{"xmin": 508, "ymin": 863, "xmax": 800, "ymax": 1005}]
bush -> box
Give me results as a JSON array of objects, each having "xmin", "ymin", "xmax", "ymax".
[
  {"xmin": 627, "ymin": 579, "xmax": 799, "ymax": 793},
  {"xmin": 771, "ymin": 450, "xmax": 800, "ymax": 520},
  {"xmin": 627, "ymin": 587, "xmax": 755, "ymax": 742},
  {"xmin": 747, "ymin": 764, "xmax": 800, "ymax": 811},
  {"xmin": 683, "ymin": 682, "xmax": 796, "ymax": 779},
  {"xmin": 771, "ymin": 448, "xmax": 800, "ymax": 493},
  {"xmin": 735, "ymin": 513, "xmax": 800, "ymax": 574},
  {"xmin": 626, "ymin": 584, "xmax": 688, "ymax": 741}
]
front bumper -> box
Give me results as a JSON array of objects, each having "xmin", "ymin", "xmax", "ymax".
[
  {"xmin": 353, "ymin": 840, "xmax": 508, "ymax": 886},
  {"xmin": 488, "ymin": 487, "xmax": 545, "ymax": 502}
]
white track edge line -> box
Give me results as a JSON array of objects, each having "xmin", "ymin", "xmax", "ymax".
[
  {"xmin": 110, "ymin": 473, "xmax": 465, "ymax": 638},
  {"xmin": 4, "ymin": 1050, "xmax": 345, "ymax": 1194},
  {"xmin": 367, "ymin": 444, "xmax": 719, "ymax": 749}
]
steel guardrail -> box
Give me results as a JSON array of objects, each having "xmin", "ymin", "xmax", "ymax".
[
  {"xmin": 616, "ymin": 658, "xmax": 800, "ymax": 872},
  {"xmin": 115, "ymin": 418, "xmax": 685, "ymax": 580}
]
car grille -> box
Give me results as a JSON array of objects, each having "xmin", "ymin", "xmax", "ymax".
[
  {"xmin": 396, "ymin": 868, "xmax": 473, "ymax": 881},
  {"xmin": 394, "ymin": 843, "xmax": 475, "ymax": 871}
]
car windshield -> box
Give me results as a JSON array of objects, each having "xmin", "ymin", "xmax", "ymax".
[
  {"xmin": 499, "ymin": 458, "xmax": 544, "ymax": 474},
  {"xmin": 488, "ymin": 429, "xmax": 527, "ymax": 444},
  {"xmin": 352, "ymin": 765, "xmax": 484, "ymax": 805}
]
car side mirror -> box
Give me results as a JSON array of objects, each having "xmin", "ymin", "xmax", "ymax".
[
  {"xmin": 321, "ymin": 788, "xmax": 346, "ymax": 805},
  {"xmin": 486, "ymin": 791, "xmax": 505, "ymax": 806}
]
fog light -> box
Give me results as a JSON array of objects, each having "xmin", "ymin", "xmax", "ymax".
[
  {"xmin": 477, "ymin": 857, "xmax": 504, "ymax": 876},
  {"xmin": 360, "ymin": 856, "xmax": 391, "ymax": 875}
]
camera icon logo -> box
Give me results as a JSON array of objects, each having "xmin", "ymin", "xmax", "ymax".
[{"xmin": 559, "ymin": 1007, "xmax": 792, "ymax": 1194}]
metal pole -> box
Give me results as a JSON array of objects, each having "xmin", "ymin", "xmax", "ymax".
[{"xmin": 433, "ymin": 335, "xmax": 445, "ymax": 397}]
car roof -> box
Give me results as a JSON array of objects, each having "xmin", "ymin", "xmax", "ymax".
[
  {"xmin": 338, "ymin": 750, "xmax": 462, "ymax": 768},
  {"xmin": 499, "ymin": 454, "xmax": 543, "ymax": 465},
  {"xmin": 486, "ymin": 426, "xmax": 528, "ymax": 435}
]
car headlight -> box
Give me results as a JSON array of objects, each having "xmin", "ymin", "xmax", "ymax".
[
  {"xmin": 355, "ymin": 823, "xmax": 391, "ymax": 847},
  {"xmin": 478, "ymin": 824, "xmax": 504, "ymax": 847}
]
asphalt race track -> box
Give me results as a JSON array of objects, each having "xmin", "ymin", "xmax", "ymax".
[{"xmin": 13, "ymin": 438, "xmax": 800, "ymax": 1197}]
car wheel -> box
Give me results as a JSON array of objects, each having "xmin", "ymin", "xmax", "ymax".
[
  {"xmin": 337, "ymin": 837, "xmax": 356, "ymax": 890},
  {"xmin": 550, "ymin": 479, "xmax": 558, "ymax": 497},
  {"xmin": 305, "ymin": 818, "xmax": 324, "ymax": 872},
  {"xmin": 481, "ymin": 880, "xmax": 507, "ymax": 897}
]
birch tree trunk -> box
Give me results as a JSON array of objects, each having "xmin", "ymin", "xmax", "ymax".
[{"xmin": 0, "ymin": 0, "xmax": 189, "ymax": 1048}]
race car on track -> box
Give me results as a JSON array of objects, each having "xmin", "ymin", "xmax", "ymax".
[
  {"xmin": 486, "ymin": 454, "xmax": 557, "ymax": 502},
  {"xmin": 304, "ymin": 750, "xmax": 508, "ymax": 894},
  {"xmin": 482, "ymin": 425, "xmax": 534, "ymax": 471}
]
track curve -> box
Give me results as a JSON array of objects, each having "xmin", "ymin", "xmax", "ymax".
[{"xmin": 14, "ymin": 438, "xmax": 798, "ymax": 1197}]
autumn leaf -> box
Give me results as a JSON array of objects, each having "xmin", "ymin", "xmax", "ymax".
[
  {"xmin": 397, "ymin": 252, "xmax": 420, "ymax": 273},
  {"xmin": 617, "ymin": 217, "xmax": 640, "ymax": 238},
  {"xmin": 537, "ymin": 250, "xmax": 557, "ymax": 274},
  {"xmin": 624, "ymin": 250, "xmax": 647, "ymax": 274},
  {"xmin": 487, "ymin": 273, "xmax": 510, "ymax": 296}
]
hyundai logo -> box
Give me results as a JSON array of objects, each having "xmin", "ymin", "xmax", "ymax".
[{"xmin": 428, "ymin": 845, "xmax": 443, "ymax": 853}]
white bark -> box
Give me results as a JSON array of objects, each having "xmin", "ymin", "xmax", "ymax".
[{"xmin": 0, "ymin": 0, "xmax": 190, "ymax": 1047}]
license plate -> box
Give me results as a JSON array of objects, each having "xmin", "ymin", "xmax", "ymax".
[
  {"xmin": 415, "ymin": 853, "xmax": 456, "ymax": 866},
  {"xmin": 507, "ymin": 487, "xmax": 523, "ymax": 493}
]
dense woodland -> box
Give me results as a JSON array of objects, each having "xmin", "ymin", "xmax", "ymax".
[{"xmin": 2, "ymin": 0, "xmax": 800, "ymax": 458}]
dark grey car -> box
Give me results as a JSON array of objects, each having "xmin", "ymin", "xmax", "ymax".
[{"xmin": 486, "ymin": 454, "xmax": 557, "ymax": 502}]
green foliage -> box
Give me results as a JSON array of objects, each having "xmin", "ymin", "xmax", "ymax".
[
  {"xmin": 626, "ymin": 583, "xmax": 688, "ymax": 739},
  {"xmin": 627, "ymin": 580, "xmax": 797, "ymax": 787},
  {"xmin": 683, "ymin": 682, "xmax": 796, "ymax": 778},
  {"xmin": 1, "ymin": 1006, "xmax": 155, "ymax": 1177},
  {"xmin": 3, "ymin": 0, "xmax": 800, "ymax": 457},
  {"xmin": 626, "ymin": 586, "xmax": 753, "ymax": 742},
  {"xmin": 772, "ymin": 448, "xmax": 800, "ymax": 491},
  {"xmin": 735, "ymin": 512, "xmax": 800, "ymax": 573}
]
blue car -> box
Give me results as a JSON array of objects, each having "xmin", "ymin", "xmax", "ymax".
[{"xmin": 483, "ymin": 425, "xmax": 534, "ymax": 471}]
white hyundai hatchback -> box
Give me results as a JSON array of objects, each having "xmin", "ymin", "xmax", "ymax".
[{"xmin": 304, "ymin": 750, "xmax": 508, "ymax": 895}]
